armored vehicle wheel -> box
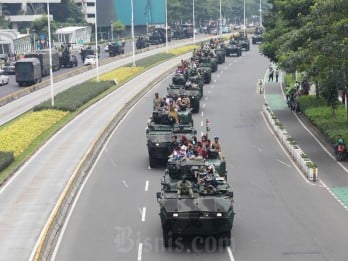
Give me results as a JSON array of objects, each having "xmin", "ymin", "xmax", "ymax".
[
  {"xmin": 221, "ymin": 231, "xmax": 231, "ymax": 247},
  {"xmin": 162, "ymin": 228, "xmax": 171, "ymax": 248},
  {"xmin": 149, "ymin": 156, "xmax": 157, "ymax": 168},
  {"xmin": 192, "ymin": 103, "xmax": 200, "ymax": 113}
]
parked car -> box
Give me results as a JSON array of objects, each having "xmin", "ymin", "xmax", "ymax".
[
  {"xmin": 0, "ymin": 71, "xmax": 9, "ymax": 85},
  {"xmin": 3, "ymin": 62, "xmax": 16, "ymax": 75},
  {"xmin": 222, "ymin": 26, "xmax": 231, "ymax": 33},
  {"xmin": 84, "ymin": 55, "xmax": 96, "ymax": 66}
]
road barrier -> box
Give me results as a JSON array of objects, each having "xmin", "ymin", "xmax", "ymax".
[{"xmin": 263, "ymin": 103, "xmax": 318, "ymax": 182}]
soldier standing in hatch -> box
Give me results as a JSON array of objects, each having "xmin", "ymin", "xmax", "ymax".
[
  {"xmin": 153, "ymin": 93, "xmax": 161, "ymax": 110},
  {"xmin": 177, "ymin": 175, "xmax": 194, "ymax": 198}
]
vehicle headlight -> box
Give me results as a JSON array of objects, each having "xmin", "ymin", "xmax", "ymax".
[
  {"xmin": 155, "ymin": 143, "xmax": 160, "ymax": 146},
  {"xmin": 216, "ymin": 213, "xmax": 222, "ymax": 217},
  {"xmin": 173, "ymin": 213, "xmax": 179, "ymax": 217}
]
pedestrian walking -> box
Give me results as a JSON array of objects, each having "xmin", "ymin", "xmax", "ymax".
[
  {"xmin": 268, "ymin": 64, "xmax": 274, "ymax": 82},
  {"xmin": 275, "ymin": 68, "xmax": 279, "ymax": 82}
]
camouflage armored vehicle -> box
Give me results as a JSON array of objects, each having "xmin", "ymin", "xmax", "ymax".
[
  {"xmin": 136, "ymin": 36, "xmax": 150, "ymax": 49},
  {"xmin": 235, "ymin": 32, "xmax": 250, "ymax": 51},
  {"xmin": 108, "ymin": 41, "xmax": 125, "ymax": 57},
  {"xmin": 146, "ymin": 110, "xmax": 196, "ymax": 168},
  {"xmin": 200, "ymin": 56, "xmax": 217, "ymax": 73},
  {"xmin": 156, "ymin": 159, "xmax": 235, "ymax": 247},
  {"xmin": 197, "ymin": 62, "xmax": 212, "ymax": 84},
  {"xmin": 225, "ymin": 40, "xmax": 242, "ymax": 56},
  {"xmin": 215, "ymin": 44, "xmax": 226, "ymax": 64},
  {"xmin": 252, "ymin": 28, "xmax": 264, "ymax": 45},
  {"xmin": 167, "ymin": 84, "xmax": 201, "ymax": 113}
]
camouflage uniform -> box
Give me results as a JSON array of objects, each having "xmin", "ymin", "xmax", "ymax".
[{"xmin": 177, "ymin": 178, "xmax": 193, "ymax": 198}]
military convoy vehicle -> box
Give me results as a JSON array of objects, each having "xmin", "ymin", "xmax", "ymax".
[
  {"xmin": 15, "ymin": 58, "xmax": 42, "ymax": 86},
  {"xmin": 167, "ymin": 84, "xmax": 201, "ymax": 113},
  {"xmin": 252, "ymin": 27, "xmax": 264, "ymax": 44},
  {"xmin": 108, "ymin": 41, "xmax": 125, "ymax": 57},
  {"xmin": 234, "ymin": 32, "xmax": 250, "ymax": 51},
  {"xmin": 156, "ymin": 158, "xmax": 235, "ymax": 247},
  {"xmin": 146, "ymin": 110, "xmax": 196, "ymax": 168},
  {"xmin": 148, "ymin": 28, "xmax": 172, "ymax": 45},
  {"xmin": 136, "ymin": 36, "xmax": 150, "ymax": 49},
  {"xmin": 59, "ymin": 43, "xmax": 78, "ymax": 68},
  {"xmin": 197, "ymin": 63, "xmax": 212, "ymax": 84},
  {"xmin": 215, "ymin": 45, "xmax": 226, "ymax": 64},
  {"xmin": 225, "ymin": 40, "xmax": 242, "ymax": 56}
]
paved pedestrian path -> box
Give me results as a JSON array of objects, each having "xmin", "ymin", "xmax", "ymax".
[{"xmin": 264, "ymin": 77, "xmax": 348, "ymax": 207}]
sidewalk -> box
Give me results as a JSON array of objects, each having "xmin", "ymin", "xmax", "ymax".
[{"xmin": 264, "ymin": 77, "xmax": 348, "ymax": 206}]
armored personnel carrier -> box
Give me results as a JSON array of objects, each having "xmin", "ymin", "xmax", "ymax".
[
  {"xmin": 156, "ymin": 158, "xmax": 235, "ymax": 247},
  {"xmin": 235, "ymin": 32, "xmax": 250, "ymax": 51},
  {"xmin": 167, "ymin": 84, "xmax": 201, "ymax": 113},
  {"xmin": 225, "ymin": 40, "xmax": 242, "ymax": 56},
  {"xmin": 146, "ymin": 110, "xmax": 196, "ymax": 168},
  {"xmin": 108, "ymin": 41, "xmax": 125, "ymax": 57},
  {"xmin": 215, "ymin": 44, "xmax": 226, "ymax": 64},
  {"xmin": 252, "ymin": 28, "xmax": 264, "ymax": 44}
]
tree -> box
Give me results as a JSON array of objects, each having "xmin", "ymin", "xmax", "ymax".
[
  {"xmin": 50, "ymin": 0, "xmax": 85, "ymax": 24},
  {"xmin": 112, "ymin": 20, "xmax": 125, "ymax": 37},
  {"xmin": 260, "ymin": 0, "xmax": 348, "ymax": 118}
]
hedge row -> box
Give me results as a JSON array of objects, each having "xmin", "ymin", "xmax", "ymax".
[
  {"xmin": 297, "ymin": 95, "xmax": 348, "ymax": 144},
  {"xmin": 33, "ymin": 80, "xmax": 112, "ymax": 112},
  {"xmin": 0, "ymin": 151, "xmax": 14, "ymax": 172},
  {"xmin": 127, "ymin": 53, "xmax": 175, "ymax": 68}
]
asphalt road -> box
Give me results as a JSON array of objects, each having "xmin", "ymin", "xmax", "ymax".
[{"xmin": 52, "ymin": 44, "xmax": 348, "ymax": 261}]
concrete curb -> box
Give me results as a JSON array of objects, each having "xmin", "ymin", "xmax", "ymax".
[
  {"xmin": 32, "ymin": 57, "xmax": 184, "ymax": 261},
  {"xmin": 263, "ymin": 103, "xmax": 318, "ymax": 182}
]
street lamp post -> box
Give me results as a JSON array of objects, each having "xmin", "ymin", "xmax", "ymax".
[
  {"xmin": 259, "ymin": 0, "xmax": 262, "ymax": 26},
  {"xmin": 131, "ymin": 0, "xmax": 136, "ymax": 67},
  {"xmin": 219, "ymin": 0, "xmax": 222, "ymax": 36},
  {"xmin": 46, "ymin": 1, "xmax": 54, "ymax": 106},
  {"xmin": 165, "ymin": 0, "xmax": 168, "ymax": 52},
  {"xmin": 111, "ymin": 21, "xmax": 113, "ymax": 41},
  {"xmin": 94, "ymin": 1, "xmax": 100, "ymax": 81},
  {"xmin": 33, "ymin": 29, "xmax": 36, "ymax": 51},
  {"xmin": 193, "ymin": 0, "xmax": 195, "ymax": 44},
  {"xmin": 243, "ymin": 0, "xmax": 246, "ymax": 35}
]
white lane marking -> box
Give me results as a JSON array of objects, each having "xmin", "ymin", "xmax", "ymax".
[
  {"xmin": 257, "ymin": 148, "xmax": 263, "ymax": 152},
  {"xmin": 261, "ymin": 112, "xmax": 320, "ymax": 186},
  {"xmin": 217, "ymin": 74, "xmax": 220, "ymax": 78},
  {"xmin": 200, "ymin": 131, "xmax": 204, "ymax": 137},
  {"xmin": 294, "ymin": 113, "xmax": 348, "ymax": 173},
  {"xmin": 205, "ymin": 97, "xmax": 208, "ymax": 101},
  {"xmin": 224, "ymin": 66, "xmax": 228, "ymax": 70},
  {"xmin": 145, "ymin": 180, "xmax": 149, "ymax": 191},
  {"xmin": 227, "ymin": 246, "xmax": 235, "ymax": 261},
  {"xmin": 137, "ymin": 243, "xmax": 143, "ymax": 261},
  {"xmin": 141, "ymin": 207, "xmax": 146, "ymax": 222},
  {"xmin": 321, "ymin": 182, "xmax": 348, "ymax": 210},
  {"xmin": 122, "ymin": 180, "xmax": 128, "ymax": 188},
  {"xmin": 201, "ymin": 111, "xmax": 204, "ymax": 117},
  {"xmin": 277, "ymin": 159, "xmax": 292, "ymax": 168},
  {"xmin": 201, "ymin": 121, "xmax": 204, "ymax": 127},
  {"xmin": 214, "ymin": 79, "xmax": 217, "ymax": 83},
  {"xmin": 202, "ymin": 103, "xmax": 206, "ymax": 108},
  {"xmin": 211, "ymin": 84, "xmax": 214, "ymax": 88}
]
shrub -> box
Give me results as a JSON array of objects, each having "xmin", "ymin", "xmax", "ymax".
[
  {"xmin": 0, "ymin": 110, "xmax": 68, "ymax": 157},
  {"xmin": 33, "ymin": 81, "xmax": 112, "ymax": 112},
  {"xmin": 168, "ymin": 45, "xmax": 199, "ymax": 55},
  {"xmin": 128, "ymin": 53, "xmax": 175, "ymax": 68},
  {"xmin": 297, "ymin": 95, "xmax": 348, "ymax": 143},
  {"xmin": 0, "ymin": 151, "xmax": 14, "ymax": 172},
  {"xmin": 99, "ymin": 66, "xmax": 144, "ymax": 83}
]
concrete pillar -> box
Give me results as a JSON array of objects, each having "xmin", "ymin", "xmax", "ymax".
[{"xmin": 21, "ymin": 2, "xmax": 27, "ymax": 12}]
